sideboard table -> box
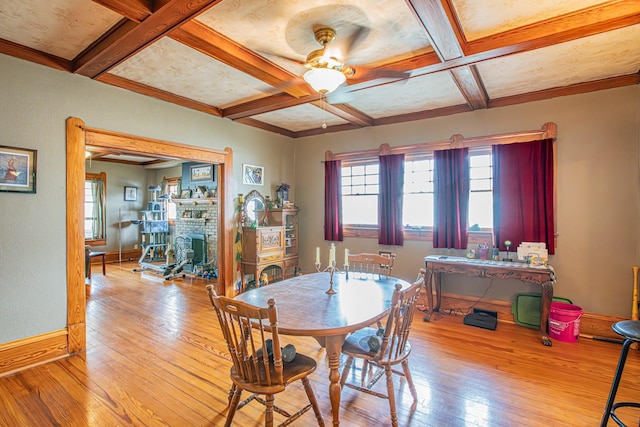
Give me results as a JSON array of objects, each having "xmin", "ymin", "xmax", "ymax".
[{"xmin": 424, "ymin": 255, "xmax": 556, "ymax": 346}]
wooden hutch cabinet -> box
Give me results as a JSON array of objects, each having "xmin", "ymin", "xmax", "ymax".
[
  {"xmin": 239, "ymin": 189, "xmax": 300, "ymax": 291},
  {"xmin": 241, "ymin": 226, "xmax": 285, "ymax": 288},
  {"xmin": 269, "ymin": 207, "xmax": 299, "ymax": 278}
]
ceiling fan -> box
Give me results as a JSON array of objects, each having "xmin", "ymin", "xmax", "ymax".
[{"xmin": 275, "ymin": 25, "xmax": 410, "ymax": 96}]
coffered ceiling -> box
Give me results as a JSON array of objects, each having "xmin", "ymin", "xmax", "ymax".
[{"xmin": 1, "ymin": 0, "xmax": 639, "ymax": 138}]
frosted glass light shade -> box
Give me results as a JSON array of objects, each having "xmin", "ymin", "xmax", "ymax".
[{"xmin": 303, "ymin": 68, "xmax": 346, "ymax": 94}]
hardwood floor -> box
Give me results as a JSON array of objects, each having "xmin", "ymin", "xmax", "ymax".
[{"xmin": 2, "ymin": 261, "xmax": 640, "ymax": 426}]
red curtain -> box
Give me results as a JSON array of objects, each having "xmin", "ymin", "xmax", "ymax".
[
  {"xmin": 493, "ymin": 139, "xmax": 555, "ymax": 254},
  {"xmin": 379, "ymin": 154, "xmax": 405, "ymax": 246},
  {"xmin": 433, "ymin": 148, "xmax": 469, "ymax": 249},
  {"xmin": 324, "ymin": 160, "xmax": 343, "ymax": 241}
]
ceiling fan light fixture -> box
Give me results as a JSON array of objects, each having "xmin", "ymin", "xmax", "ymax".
[{"xmin": 304, "ymin": 67, "xmax": 346, "ymax": 94}]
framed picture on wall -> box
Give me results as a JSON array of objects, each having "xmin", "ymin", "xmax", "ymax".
[
  {"xmin": 124, "ymin": 186, "xmax": 137, "ymax": 201},
  {"xmin": 0, "ymin": 145, "xmax": 37, "ymax": 194},
  {"xmin": 242, "ymin": 163, "xmax": 264, "ymax": 186},
  {"xmin": 190, "ymin": 164, "xmax": 214, "ymax": 183}
]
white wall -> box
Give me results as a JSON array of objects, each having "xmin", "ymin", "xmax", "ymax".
[
  {"xmin": 0, "ymin": 54, "xmax": 293, "ymax": 344},
  {"xmin": 293, "ymin": 85, "xmax": 640, "ymax": 317}
]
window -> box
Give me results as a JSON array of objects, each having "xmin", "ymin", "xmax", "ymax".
[
  {"xmin": 85, "ymin": 172, "xmax": 106, "ymax": 244},
  {"xmin": 164, "ymin": 176, "xmax": 180, "ymax": 223},
  {"xmin": 342, "ymin": 162, "xmax": 379, "ymax": 226},
  {"xmin": 403, "ymin": 157, "xmax": 434, "ymax": 228},
  {"xmin": 468, "ymin": 151, "xmax": 493, "ymax": 230},
  {"xmin": 340, "ymin": 152, "xmax": 493, "ymax": 235}
]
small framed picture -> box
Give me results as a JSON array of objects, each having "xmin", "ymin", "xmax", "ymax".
[
  {"xmin": 180, "ymin": 189, "xmax": 191, "ymax": 199},
  {"xmin": 190, "ymin": 164, "xmax": 214, "ymax": 183},
  {"xmin": 182, "ymin": 210, "xmax": 192, "ymax": 218},
  {"xmin": 124, "ymin": 186, "xmax": 137, "ymax": 201},
  {"xmin": 0, "ymin": 145, "xmax": 37, "ymax": 194},
  {"xmin": 242, "ymin": 163, "xmax": 264, "ymax": 186}
]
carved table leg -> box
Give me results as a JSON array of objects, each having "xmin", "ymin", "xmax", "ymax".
[
  {"xmin": 317, "ymin": 334, "xmax": 347, "ymax": 426},
  {"xmin": 423, "ymin": 269, "xmax": 442, "ymax": 322},
  {"xmin": 540, "ymin": 281, "xmax": 554, "ymax": 346}
]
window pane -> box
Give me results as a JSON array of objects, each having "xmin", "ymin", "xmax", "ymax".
[
  {"xmin": 352, "ymin": 175, "xmax": 365, "ymax": 186},
  {"xmin": 343, "ymin": 195, "xmax": 378, "ymax": 225},
  {"xmin": 469, "ymin": 192, "xmax": 493, "ymax": 229},
  {"xmin": 365, "ymin": 164, "xmax": 379, "ymax": 174},
  {"xmin": 469, "ymin": 152, "xmax": 493, "ymax": 230},
  {"xmin": 342, "ymin": 161, "xmax": 380, "ymax": 225},
  {"xmin": 470, "ymin": 154, "xmax": 491, "ymax": 167},
  {"xmin": 470, "ymin": 167, "xmax": 491, "ymax": 180},
  {"xmin": 351, "ymin": 165, "xmax": 364, "ymax": 175},
  {"xmin": 403, "ymin": 157, "xmax": 434, "ymax": 228},
  {"xmin": 470, "ymin": 178, "xmax": 491, "ymax": 191},
  {"xmin": 403, "ymin": 193, "xmax": 433, "ymax": 227}
]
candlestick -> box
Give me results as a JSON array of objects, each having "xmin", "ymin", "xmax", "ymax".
[
  {"xmin": 315, "ymin": 259, "xmax": 341, "ymax": 294},
  {"xmin": 329, "ymin": 243, "xmax": 335, "ymax": 265},
  {"xmin": 344, "ymin": 248, "xmax": 349, "ymax": 266},
  {"xmin": 315, "ymin": 246, "xmax": 320, "ymax": 264}
]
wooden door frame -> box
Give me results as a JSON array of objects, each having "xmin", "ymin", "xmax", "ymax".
[{"xmin": 66, "ymin": 117, "xmax": 234, "ymax": 354}]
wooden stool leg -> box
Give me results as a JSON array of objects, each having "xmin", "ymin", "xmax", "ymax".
[{"xmin": 101, "ymin": 254, "xmax": 106, "ymax": 275}]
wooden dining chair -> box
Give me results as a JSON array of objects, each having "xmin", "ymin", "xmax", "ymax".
[
  {"xmin": 206, "ymin": 285, "xmax": 324, "ymax": 427},
  {"xmin": 347, "ymin": 252, "xmax": 396, "ymax": 279},
  {"xmin": 339, "ymin": 269, "xmax": 425, "ymax": 427}
]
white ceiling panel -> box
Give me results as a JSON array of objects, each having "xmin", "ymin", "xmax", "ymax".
[
  {"xmin": 197, "ymin": 0, "xmax": 432, "ymax": 73},
  {"xmin": 347, "ymin": 72, "xmax": 468, "ymax": 118},
  {"xmin": 2, "ymin": 0, "xmax": 638, "ymax": 137},
  {"xmin": 110, "ymin": 37, "xmax": 275, "ymax": 107},
  {"xmin": 478, "ymin": 25, "xmax": 640, "ymax": 99},
  {"xmin": 0, "ymin": 0, "xmax": 121, "ymax": 60},
  {"xmin": 452, "ymin": 0, "xmax": 610, "ymax": 41},
  {"xmin": 253, "ymin": 103, "xmax": 349, "ymax": 132}
]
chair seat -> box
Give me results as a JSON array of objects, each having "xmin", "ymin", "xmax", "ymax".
[
  {"xmin": 342, "ymin": 327, "xmax": 412, "ymax": 363},
  {"xmin": 612, "ymin": 320, "xmax": 640, "ymax": 341},
  {"xmin": 230, "ymin": 353, "xmax": 318, "ymax": 395}
]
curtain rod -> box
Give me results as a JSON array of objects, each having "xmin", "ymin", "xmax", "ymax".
[{"xmin": 325, "ymin": 122, "xmax": 557, "ymax": 162}]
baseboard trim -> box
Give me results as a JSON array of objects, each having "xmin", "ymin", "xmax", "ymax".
[
  {"xmin": 0, "ymin": 329, "xmax": 69, "ymax": 377},
  {"xmin": 434, "ymin": 292, "xmax": 626, "ymax": 340},
  {"xmin": 88, "ymin": 249, "xmax": 141, "ymax": 264}
]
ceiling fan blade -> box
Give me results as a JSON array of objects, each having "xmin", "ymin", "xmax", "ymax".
[
  {"xmin": 347, "ymin": 66, "xmax": 410, "ymax": 82},
  {"xmin": 256, "ymin": 49, "xmax": 306, "ymax": 67},
  {"xmin": 326, "ymin": 90, "xmax": 355, "ymax": 105},
  {"xmin": 339, "ymin": 25, "xmax": 370, "ymax": 58}
]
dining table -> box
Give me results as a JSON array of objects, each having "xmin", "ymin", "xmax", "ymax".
[{"xmin": 234, "ymin": 271, "xmax": 411, "ymax": 426}]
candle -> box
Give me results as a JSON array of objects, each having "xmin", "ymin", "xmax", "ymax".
[
  {"xmin": 344, "ymin": 248, "xmax": 349, "ymax": 266},
  {"xmin": 315, "ymin": 247, "xmax": 320, "ymax": 264},
  {"xmin": 329, "ymin": 243, "xmax": 335, "ymax": 265}
]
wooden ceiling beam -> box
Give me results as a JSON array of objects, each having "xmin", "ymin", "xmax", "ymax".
[
  {"xmin": 233, "ymin": 118, "xmax": 297, "ymax": 138},
  {"xmin": 294, "ymin": 123, "xmax": 362, "ymax": 138},
  {"xmin": 310, "ymin": 101, "xmax": 374, "ymax": 128},
  {"xmin": 406, "ymin": 0, "xmax": 488, "ymax": 109},
  {"xmin": 171, "ymin": 21, "xmax": 313, "ymax": 98},
  {"xmin": 91, "ymin": 0, "xmax": 153, "ymax": 22},
  {"xmin": 97, "ymin": 73, "xmax": 223, "ymax": 116},
  {"xmin": 0, "ymin": 38, "xmax": 71, "ymax": 72},
  {"xmin": 464, "ymin": 1, "xmax": 640, "ymax": 56},
  {"xmin": 450, "ymin": 65, "xmax": 488, "ymax": 109},
  {"xmin": 488, "ymin": 72, "xmax": 640, "ymax": 109},
  {"xmin": 74, "ymin": 0, "xmax": 222, "ymax": 78},
  {"xmin": 223, "ymin": 93, "xmax": 322, "ymax": 120}
]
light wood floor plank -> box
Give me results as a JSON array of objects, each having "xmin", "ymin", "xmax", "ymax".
[{"xmin": 2, "ymin": 261, "xmax": 640, "ymax": 426}]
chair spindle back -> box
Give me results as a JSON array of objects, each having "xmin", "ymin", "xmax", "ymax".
[{"xmin": 207, "ymin": 290, "xmax": 284, "ymax": 387}]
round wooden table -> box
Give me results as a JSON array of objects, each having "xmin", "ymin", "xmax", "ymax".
[{"xmin": 234, "ymin": 271, "xmax": 410, "ymax": 426}]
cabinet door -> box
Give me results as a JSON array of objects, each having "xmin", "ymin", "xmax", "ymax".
[{"xmin": 258, "ymin": 227, "xmax": 284, "ymax": 255}]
